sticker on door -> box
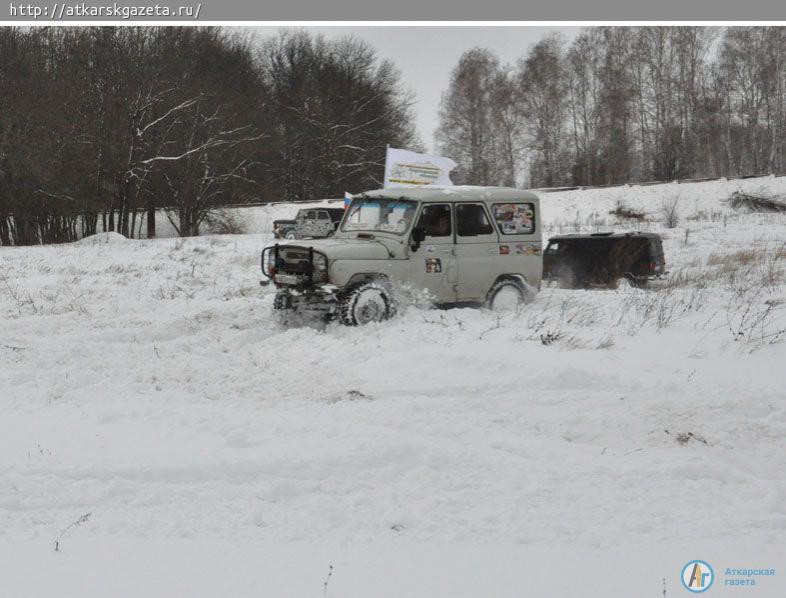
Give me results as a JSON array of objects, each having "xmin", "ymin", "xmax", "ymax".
[{"xmin": 425, "ymin": 258, "xmax": 442, "ymax": 273}]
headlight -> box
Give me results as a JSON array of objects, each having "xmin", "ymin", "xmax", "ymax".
[{"xmin": 312, "ymin": 252, "xmax": 328, "ymax": 282}]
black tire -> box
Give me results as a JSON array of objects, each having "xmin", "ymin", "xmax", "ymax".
[
  {"xmin": 486, "ymin": 278, "xmax": 532, "ymax": 312},
  {"xmin": 553, "ymin": 266, "xmax": 578, "ymax": 289},
  {"xmin": 338, "ymin": 282, "xmax": 396, "ymax": 326},
  {"xmin": 273, "ymin": 292, "xmax": 290, "ymax": 310},
  {"xmin": 285, "ymin": 231, "xmax": 297, "ymax": 240},
  {"xmin": 626, "ymin": 275, "xmax": 649, "ymax": 289}
]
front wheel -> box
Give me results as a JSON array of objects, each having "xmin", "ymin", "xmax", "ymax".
[
  {"xmin": 486, "ymin": 278, "xmax": 531, "ymax": 312},
  {"xmin": 285, "ymin": 230, "xmax": 297, "ymax": 240},
  {"xmin": 338, "ymin": 282, "xmax": 396, "ymax": 326}
]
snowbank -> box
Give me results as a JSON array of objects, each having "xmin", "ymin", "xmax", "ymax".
[
  {"xmin": 540, "ymin": 174, "xmax": 786, "ymax": 225},
  {"xmin": 73, "ymin": 231, "xmax": 129, "ymax": 245}
]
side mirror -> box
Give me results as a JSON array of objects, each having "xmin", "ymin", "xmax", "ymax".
[{"xmin": 410, "ymin": 227, "xmax": 426, "ymax": 251}]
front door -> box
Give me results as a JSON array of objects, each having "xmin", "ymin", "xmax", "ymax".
[{"xmin": 407, "ymin": 203, "xmax": 456, "ymax": 304}]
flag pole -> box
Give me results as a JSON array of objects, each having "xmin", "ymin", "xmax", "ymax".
[{"xmin": 384, "ymin": 144, "xmax": 390, "ymax": 188}]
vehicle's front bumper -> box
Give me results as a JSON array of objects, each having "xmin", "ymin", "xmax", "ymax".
[{"xmin": 273, "ymin": 286, "xmax": 340, "ymax": 318}]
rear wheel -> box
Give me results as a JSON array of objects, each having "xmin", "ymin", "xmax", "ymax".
[
  {"xmin": 626, "ymin": 274, "xmax": 649, "ymax": 289},
  {"xmin": 552, "ymin": 265, "xmax": 578, "ymax": 289},
  {"xmin": 338, "ymin": 282, "xmax": 396, "ymax": 326},
  {"xmin": 486, "ymin": 278, "xmax": 531, "ymax": 312}
]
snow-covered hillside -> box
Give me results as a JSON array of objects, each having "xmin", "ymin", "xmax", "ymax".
[
  {"xmin": 121, "ymin": 174, "xmax": 786, "ymax": 239},
  {"xmin": 2, "ymin": 178, "xmax": 786, "ymax": 597}
]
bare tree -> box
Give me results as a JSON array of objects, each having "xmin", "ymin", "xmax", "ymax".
[
  {"xmin": 629, "ymin": 27, "xmax": 715, "ymax": 180},
  {"xmin": 516, "ymin": 34, "xmax": 570, "ymax": 187},
  {"xmin": 566, "ymin": 29, "xmax": 605, "ymax": 185},
  {"xmin": 435, "ymin": 48, "xmax": 506, "ymax": 185},
  {"xmin": 715, "ymin": 27, "xmax": 780, "ymax": 176},
  {"xmin": 260, "ymin": 30, "xmax": 420, "ymax": 201}
]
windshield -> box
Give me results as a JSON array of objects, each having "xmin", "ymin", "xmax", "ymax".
[{"xmin": 341, "ymin": 198, "xmax": 418, "ymax": 235}]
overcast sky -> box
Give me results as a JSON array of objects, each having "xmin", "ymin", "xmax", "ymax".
[{"xmin": 250, "ymin": 26, "xmax": 580, "ymax": 153}]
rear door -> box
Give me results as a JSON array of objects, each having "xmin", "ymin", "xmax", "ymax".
[
  {"xmin": 314, "ymin": 210, "xmax": 333, "ymax": 237},
  {"xmin": 297, "ymin": 210, "xmax": 319, "ymax": 237},
  {"xmin": 453, "ymin": 203, "xmax": 499, "ymax": 301},
  {"xmin": 489, "ymin": 201, "xmax": 542, "ymax": 288},
  {"xmin": 649, "ymin": 237, "xmax": 666, "ymax": 274}
]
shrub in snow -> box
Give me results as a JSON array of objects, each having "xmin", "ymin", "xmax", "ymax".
[
  {"xmin": 726, "ymin": 190, "xmax": 786, "ymax": 213},
  {"xmin": 609, "ymin": 201, "xmax": 647, "ymax": 222},
  {"xmin": 660, "ymin": 195, "xmax": 680, "ymax": 229},
  {"xmin": 204, "ymin": 209, "xmax": 247, "ymax": 235}
]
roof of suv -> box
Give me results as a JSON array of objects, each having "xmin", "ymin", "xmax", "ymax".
[
  {"xmin": 549, "ymin": 232, "xmax": 662, "ymax": 241},
  {"xmin": 357, "ymin": 186, "xmax": 540, "ymax": 203}
]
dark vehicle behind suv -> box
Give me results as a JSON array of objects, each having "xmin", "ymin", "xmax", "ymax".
[
  {"xmin": 273, "ymin": 207, "xmax": 346, "ymax": 240},
  {"xmin": 543, "ymin": 232, "xmax": 666, "ymax": 288}
]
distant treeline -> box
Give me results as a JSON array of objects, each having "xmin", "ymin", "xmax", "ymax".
[
  {"xmin": 436, "ymin": 27, "xmax": 786, "ymax": 189},
  {"xmin": 3, "ymin": 26, "xmax": 785, "ymax": 245},
  {"xmin": 0, "ymin": 27, "xmax": 418, "ymax": 244}
]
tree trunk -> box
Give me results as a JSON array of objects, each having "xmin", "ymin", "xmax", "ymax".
[
  {"xmin": 147, "ymin": 199, "xmax": 156, "ymax": 238},
  {"xmin": 0, "ymin": 215, "xmax": 11, "ymax": 246}
]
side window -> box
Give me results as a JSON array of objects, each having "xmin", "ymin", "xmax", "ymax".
[
  {"xmin": 416, "ymin": 204, "xmax": 452, "ymax": 237},
  {"xmin": 317, "ymin": 211, "xmax": 329, "ymax": 220},
  {"xmin": 492, "ymin": 203, "xmax": 536, "ymax": 235},
  {"xmin": 306, "ymin": 210, "xmax": 317, "ymax": 220},
  {"xmin": 456, "ymin": 204, "xmax": 494, "ymax": 237}
]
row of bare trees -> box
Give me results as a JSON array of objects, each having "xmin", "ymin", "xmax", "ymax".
[
  {"xmin": 0, "ymin": 27, "xmax": 418, "ymax": 245},
  {"xmin": 436, "ymin": 26, "xmax": 786, "ymax": 188}
]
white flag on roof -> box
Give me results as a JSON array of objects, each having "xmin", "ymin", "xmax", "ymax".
[{"xmin": 383, "ymin": 147, "xmax": 457, "ymax": 188}]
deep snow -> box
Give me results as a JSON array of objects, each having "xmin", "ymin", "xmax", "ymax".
[{"xmin": 2, "ymin": 178, "xmax": 786, "ymax": 597}]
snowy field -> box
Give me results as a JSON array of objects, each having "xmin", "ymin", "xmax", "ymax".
[{"xmin": 2, "ymin": 179, "xmax": 786, "ymax": 596}]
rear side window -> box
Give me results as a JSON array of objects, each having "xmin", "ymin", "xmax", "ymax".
[
  {"xmin": 306, "ymin": 210, "xmax": 317, "ymax": 219},
  {"xmin": 317, "ymin": 211, "xmax": 330, "ymax": 220},
  {"xmin": 492, "ymin": 203, "xmax": 536, "ymax": 235},
  {"xmin": 456, "ymin": 204, "xmax": 494, "ymax": 236}
]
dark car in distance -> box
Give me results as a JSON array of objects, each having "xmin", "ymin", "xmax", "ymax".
[
  {"xmin": 543, "ymin": 232, "xmax": 666, "ymax": 289},
  {"xmin": 273, "ymin": 207, "xmax": 346, "ymax": 240}
]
